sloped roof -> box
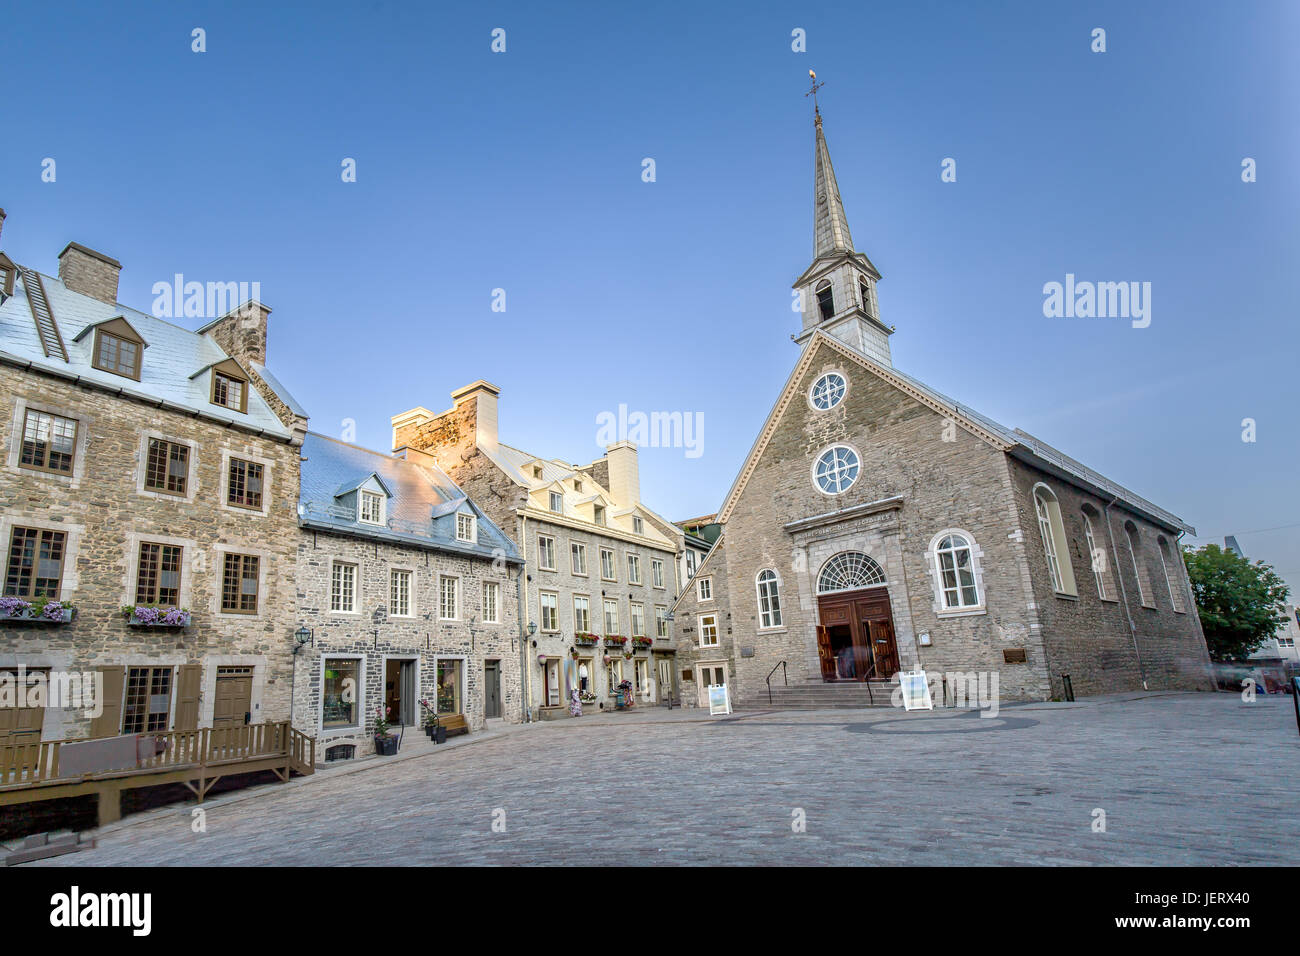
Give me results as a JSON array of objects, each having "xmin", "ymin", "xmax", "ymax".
[
  {"xmin": 299, "ymin": 432, "xmax": 522, "ymax": 562},
  {"xmin": 716, "ymin": 330, "xmax": 1194, "ymax": 535},
  {"xmin": 0, "ymin": 267, "xmax": 301, "ymax": 440}
]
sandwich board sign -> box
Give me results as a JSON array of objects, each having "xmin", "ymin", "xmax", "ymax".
[
  {"xmin": 898, "ymin": 670, "xmax": 933, "ymax": 711},
  {"xmin": 707, "ymin": 683, "xmax": 732, "ymax": 716}
]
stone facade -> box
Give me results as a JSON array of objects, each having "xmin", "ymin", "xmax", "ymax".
[{"xmin": 292, "ymin": 527, "xmax": 523, "ymax": 756}]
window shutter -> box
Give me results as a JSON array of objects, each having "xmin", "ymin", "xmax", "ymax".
[
  {"xmin": 90, "ymin": 666, "xmax": 125, "ymax": 738},
  {"xmin": 174, "ymin": 664, "xmax": 202, "ymax": 730}
]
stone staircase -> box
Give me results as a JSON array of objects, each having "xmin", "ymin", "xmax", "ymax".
[{"xmin": 742, "ymin": 680, "xmax": 898, "ymax": 711}]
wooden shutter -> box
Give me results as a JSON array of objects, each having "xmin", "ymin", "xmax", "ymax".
[
  {"xmin": 815, "ymin": 626, "xmax": 836, "ymax": 681},
  {"xmin": 90, "ymin": 666, "xmax": 125, "ymax": 738},
  {"xmin": 174, "ymin": 664, "xmax": 202, "ymax": 731}
]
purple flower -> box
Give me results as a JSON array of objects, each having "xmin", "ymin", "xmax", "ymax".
[
  {"xmin": 162, "ymin": 607, "xmax": 187, "ymax": 626},
  {"xmin": 41, "ymin": 602, "xmax": 66, "ymax": 621},
  {"xmin": 1, "ymin": 596, "xmax": 30, "ymax": 617},
  {"xmin": 134, "ymin": 605, "xmax": 162, "ymax": 625}
]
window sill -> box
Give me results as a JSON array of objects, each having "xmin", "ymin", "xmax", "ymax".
[
  {"xmin": 757, "ymin": 626, "xmax": 788, "ymax": 634},
  {"xmin": 1099, "ymin": 597, "xmax": 1120, "ymax": 604},
  {"xmin": 1052, "ymin": 592, "xmax": 1079, "ymax": 601},
  {"xmin": 935, "ymin": 606, "xmax": 987, "ymax": 619}
]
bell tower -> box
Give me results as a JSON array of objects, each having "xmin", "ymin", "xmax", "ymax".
[{"xmin": 793, "ymin": 89, "xmax": 893, "ymax": 367}]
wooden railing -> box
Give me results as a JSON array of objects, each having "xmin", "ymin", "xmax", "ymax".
[{"xmin": 0, "ymin": 721, "xmax": 314, "ymax": 789}]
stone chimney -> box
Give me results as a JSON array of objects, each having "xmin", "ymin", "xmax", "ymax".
[
  {"xmin": 58, "ymin": 242, "xmax": 121, "ymax": 304},
  {"xmin": 450, "ymin": 380, "xmax": 500, "ymax": 450},
  {"xmin": 606, "ymin": 440, "xmax": 640, "ymax": 508},
  {"xmin": 199, "ymin": 300, "xmax": 271, "ymax": 368}
]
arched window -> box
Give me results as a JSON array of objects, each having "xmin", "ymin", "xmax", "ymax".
[
  {"xmin": 756, "ymin": 569, "xmax": 783, "ymax": 628},
  {"xmin": 859, "ymin": 277, "xmax": 873, "ymax": 316},
  {"xmin": 1124, "ymin": 521, "xmax": 1154, "ymax": 608},
  {"xmin": 812, "ymin": 445, "xmax": 860, "ymax": 495},
  {"xmin": 1157, "ymin": 536, "xmax": 1185, "ymax": 612},
  {"xmin": 817, "ymin": 552, "xmax": 886, "ymax": 594},
  {"xmin": 930, "ymin": 532, "xmax": 982, "ymax": 610},
  {"xmin": 815, "ymin": 279, "xmax": 835, "ymax": 320},
  {"xmin": 1033, "ymin": 484, "xmax": 1076, "ymax": 595},
  {"xmin": 1080, "ymin": 506, "xmax": 1114, "ymax": 600},
  {"xmin": 809, "ymin": 372, "xmax": 846, "ymax": 411}
]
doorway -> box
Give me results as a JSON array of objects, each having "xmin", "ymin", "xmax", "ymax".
[
  {"xmin": 484, "ymin": 660, "xmax": 501, "ymax": 718},
  {"xmin": 543, "ymin": 659, "xmax": 560, "ymax": 707},
  {"xmin": 384, "ymin": 659, "xmax": 417, "ymax": 727},
  {"xmin": 0, "ymin": 669, "xmax": 47, "ymax": 743},
  {"xmin": 816, "ymin": 587, "xmax": 900, "ymax": 681},
  {"xmin": 213, "ymin": 666, "xmax": 253, "ymax": 728}
]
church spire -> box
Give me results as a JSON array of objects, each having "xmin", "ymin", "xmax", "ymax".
[{"xmin": 813, "ymin": 106, "xmax": 854, "ymax": 258}]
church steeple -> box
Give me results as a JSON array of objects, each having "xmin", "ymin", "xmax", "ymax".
[
  {"xmin": 813, "ymin": 111, "xmax": 854, "ymax": 258},
  {"xmin": 793, "ymin": 89, "xmax": 894, "ymax": 367}
]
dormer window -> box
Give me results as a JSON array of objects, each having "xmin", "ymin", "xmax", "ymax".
[
  {"xmin": 815, "ymin": 280, "xmax": 834, "ymax": 321},
  {"xmin": 532, "ymin": 465, "xmax": 543, "ymax": 480},
  {"xmin": 573, "ymin": 479, "xmax": 583, "ymax": 493},
  {"xmin": 359, "ymin": 490, "xmax": 385, "ymax": 525},
  {"xmin": 594, "ymin": 505, "xmax": 606, "ymax": 526},
  {"xmin": 0, "ymin": 254, "xmax": 15, "ymax": 301},
  {"xmin": 94, "ymin": 330, "xmax": 141, "ymax": 379},
  {"xmin": 549, "ymin": 491, "xmax": 564, "ymax": 513},
  {"xmin": 633, "ymin": 516, "xmax": 644, "ymax": 535},
  {"xmin": 456, "ymin": 512, "xmax": 477, "ymax": 543},
  {"xmin": 212, "ymin": 370, "xmax": 247, "ymax": 413}
]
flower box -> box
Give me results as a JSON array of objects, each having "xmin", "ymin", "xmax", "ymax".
[
  {"xmin": 122, "ymin": 605, "xmax": 191, "ymax": 628},
  {"xmin": 0, "ymin": 598, "xmax": 75, "ymax": 624},
  {"xmin": 574, "ymin": 633, "xmax": 599, "ymax": 646},
  {"xmin": 604, "ymin": 635, "xmax": 627, "ymax": 647}
]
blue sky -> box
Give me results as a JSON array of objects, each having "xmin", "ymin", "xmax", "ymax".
[{"xmin": 3, "ymin": 1, "xmax": 1297, "ymax": 595}]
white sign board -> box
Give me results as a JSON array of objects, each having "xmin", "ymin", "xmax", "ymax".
[
  {"xmin": 707, "ymin": 683, "xmax": 732, "ymax": 716},
  {"xmin": 898, "ymin": 670, "xmax": 933, "ymax": 711}
]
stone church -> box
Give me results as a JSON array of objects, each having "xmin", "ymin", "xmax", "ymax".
[{"xmin": 671, "ymin": 108, "xmax": 1215, "ymax": 707}]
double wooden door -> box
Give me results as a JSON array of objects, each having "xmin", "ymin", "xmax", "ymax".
[{"xmin": 816, "ymin": 588, "xmax": 900, "ymax": 682}]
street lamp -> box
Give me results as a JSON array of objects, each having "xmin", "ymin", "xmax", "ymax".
[
  {"xmin": 527, "ymin": 621, "xmax": 537, "ymax": 637},
  {"xmin": 293, "ymin": 625, "xmax": 314, "ymax": 654}
]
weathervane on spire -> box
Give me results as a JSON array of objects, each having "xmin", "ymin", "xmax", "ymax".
[{"xmin": 805, "ymin": 69, "xmax": 825, "ymax": 119}]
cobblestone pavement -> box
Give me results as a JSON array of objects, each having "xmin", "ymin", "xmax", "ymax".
[{"xmin": 33, "ymin": 693, "xmax": 1300, "ymax": 866}]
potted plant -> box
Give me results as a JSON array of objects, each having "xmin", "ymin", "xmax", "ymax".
[
  {"xmin": 1, "ymin": 595, "xmax": 75, "ymax": 624},
  {"xmin": 121, "ymin": 604, "xmax": 191, "ymax": 628},
  {"xmin": 604, "ymin": 634, "xmax": 627, "ymax": 648},
  {"xmin": 373, "ymin": 705, "xmax": 398, "ymax": 755},
  {"xmin": 420, "ymin": 698, "xmax": 446, "ymax": 744},
  {"xmin": 574, "ymin": 632, "xmax": 599, "ymax": 647},
  {"xmin": 632, "ymin": 636, "xmax": 653, "ymax": 651}
]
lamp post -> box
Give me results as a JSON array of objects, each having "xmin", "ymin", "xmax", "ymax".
[{"xmin": 291, "ymin": 625, "xmax": 314, "ymax": 734}]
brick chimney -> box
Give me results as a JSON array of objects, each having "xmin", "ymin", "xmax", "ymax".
[
  {"xmin": 199, "ymin": 300, "xmax": 271, "ymax": 368},
  {"xmin": 606, "ymin": 440, "xmax": 640, "ymax": 508},
  {"xmin": 58, "ymin": 242, "xmax": 121, "ymax": 304}
]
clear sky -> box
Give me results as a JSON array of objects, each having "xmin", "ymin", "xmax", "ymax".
[{"xmin": 2, "ymin": 1, "xmax": 1297, "ymax": 595}]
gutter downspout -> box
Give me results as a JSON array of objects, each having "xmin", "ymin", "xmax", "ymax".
[
  {"xmin": 517, "ymin": 513, "xmax": 532, "ymax": 722},
  {"xmin": 1104, "ymin": 496, "xmax": 1147, "ymax": 690}
]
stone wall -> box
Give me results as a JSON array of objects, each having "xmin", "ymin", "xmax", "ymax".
[{"xmin": 0, "ymin": 363, "xmax": 302, "ymax": 739}]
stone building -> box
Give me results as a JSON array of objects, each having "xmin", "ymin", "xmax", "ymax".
[
  {"xmin": 670, "ymin": 110, "xmax": 1215, "ymax": 708},
  {"xmin": 391, "ymin": 383, "xmax": 681, "ymax": 717},
  {"xmin": 293, "ymin": 432, "xmax": 524, "ymax": 758},
  {"xmin": 0, "ymin": 212, "xmax": 309, "ymax": 742}
]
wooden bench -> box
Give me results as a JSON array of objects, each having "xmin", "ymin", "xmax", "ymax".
[{"xmin": 439, "ymin": 714, "xmax": 469, "ymax": 738}]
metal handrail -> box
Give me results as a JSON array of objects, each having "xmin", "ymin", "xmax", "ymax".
[{"xmin": 766, "ymin": 660, "xmax": 788, "ymax": 704}]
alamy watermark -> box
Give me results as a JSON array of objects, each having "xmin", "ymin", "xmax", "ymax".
[
  {"xmin": 595, "ymin": 403, "xmax": 704, "ymax": 459},
  {"xmin": 1042, "ymin": 274, "xmax": 1150, "ymax": 328},
  {"xmin": 1, "ymin": 667, "xmax": 104, "ymax": 719},
  {"xmin": 151, "ymin": 274, "xmax": 262, "ymax": 320}
]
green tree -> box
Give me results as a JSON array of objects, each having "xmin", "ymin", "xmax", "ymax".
[{"xmin": 1183, "ymin": 544, "xmax": 1290, "ymax": 661}]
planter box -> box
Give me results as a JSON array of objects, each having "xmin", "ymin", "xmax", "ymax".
[
  {"xmin": 126, "ymin": 611, "xmax": 191, "ymax": 628},
  {"xmin": 374, "ymin": 736, "xmax": 398, "ymax": 756},
  {"xmin": 0, "ymin": 607, "xmax": 75, "ymax": 624}
]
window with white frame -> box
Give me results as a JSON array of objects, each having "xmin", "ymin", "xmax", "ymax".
[
  {"xmin": 390, "ymin": 569, "xmax": 412, "ymax": 617},
  {"xmin": 540, "ymin": 591, "xmax": 559, "ymax": 631},
  {"xmin": 756, "ymin": 569, "xmax": 783, "ymax": 627},
  {"xmin": 359, "ymin": 491, "xmax": 384, "ymax": 525},
  {"xmin": 549, "ymin": 491, "xmax": 563, "ymax": 514},
  {"xmin": 1081, "ymin": 508, "xmax": 1114, "ymax": 600},
  {"xmin": 603, "ymin": 598, "xmax": 619, "ymax": 635},
  {"xmin": 456, "ymin": 512, "xmax": 476, "ymax": 543},
  {"xmin": 697, "ymin": 576, "xmax": 713, "ymax": 602},
  {"xmin": 651, "ymin": 558, "xmax": 665, "ymax": 588},
  {"xmin": 1033, "ymin": 485, "xmax": 1076, "ymax": 596},
  {"xmin": 483, "ymin": 581, "xmax": 500, "ymax": 623},
  {"xmin": 593, "ymin": 505, "xmax": 606, "ymax": 526},
  {"xmin": 809, "ymin": 371, "xmax": 847, "ymax": 411},
  {"xmin": 633, "ymin": 516, "xmax": 644, "ymax": 534},
  {"xmin": 600, "ymin": 548, "xmax": 616, "ymax": 581},
  {"xmin": 813, "ymin": 444, "xmax": 860, "ymax": 494},
  {"xmin": 538, "ymin": 535, "xmax": 556, "ymax": 571},
  {"xmin": 627, "ymin": 553, "xmax": 641, "ymax": 585},
  {"xmin": 573, "ymin": 595, "xmax": 590, "ymax": 633},
  {"xmin": 1125, "ymin": 521, "xmax": 1154, "ymax": 608},
  {"xmin": 699, "ymin": 613, "xmax": 719, "ymax": 647},
  {"xmin": 655, "ymin": 605, "xmax": 668, "ymax": 638},
  {"xmin": 1157, "ymin": 536, "xmax": 1185, "ymax": 612},
  {"xmin": 439, "ymin": 575, "xmax": 459, "ymax": 620},
  {"xmin": 571, "ymin": 541, "xmax": 587, "ymax": 575},
  {"xmin": 607, "ymin": 657, "xmax": 623, "ymax": 691},
  {"xmin": 931, "ymin": 533, "xmax": 982, "ymax": 610},
  {"xmin": 685, "ymin": 550, "xmax": 696, "ymax": 578},
  {"xmin": 630, "ymin": 601, "xmax": 645, "ymax": 637},
  {"xmin": 699, "ymin": 663, "xmax": 726, "ymax": 687},
  {"xmin": 331, "ymin": 562, "xmax": 357, "ymax": 613}
]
